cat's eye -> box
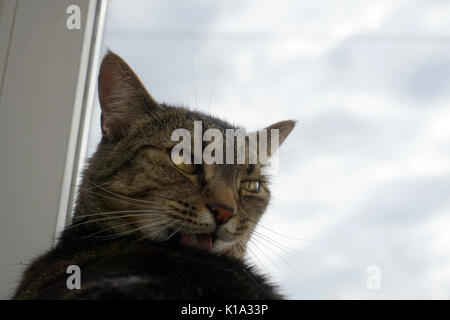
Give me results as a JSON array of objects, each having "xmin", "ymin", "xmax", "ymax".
[
  {"xmin": 240, "ymin": 180, "xmax": 261, "ymax": 193},
  {"xmin": 170, "ymin": 152, "xmax": 198, "ymax": 174},
  {"xmin": 176, "ymin": 161, "xmax": 197, "ymax": 174}
]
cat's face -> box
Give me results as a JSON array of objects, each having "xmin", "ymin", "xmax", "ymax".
[{"xmin": 78, "ymin": 52, "xmax": 294, "ymax": 259}]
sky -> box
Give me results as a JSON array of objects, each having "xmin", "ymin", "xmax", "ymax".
[{"xmin": 85, "ymin": 0, "xmax": 450, "ymax": 299}]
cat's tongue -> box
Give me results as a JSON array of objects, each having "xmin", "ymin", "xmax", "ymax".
[{"xmin": 179, "ymin": 233, "xmax": 212, "ymax": 251}]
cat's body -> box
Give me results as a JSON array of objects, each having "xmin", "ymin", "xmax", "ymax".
[
  {"xmin": 13, "ymin": 52, "xmax": 294, "ymax": 300},
  {"xmin": 13, "ymin": 232, "xmax": 280, "ymax": 299}
]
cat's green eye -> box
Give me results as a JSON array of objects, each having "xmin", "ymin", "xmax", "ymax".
[
  {"xmin": 176, "ymin": 161, "xmax": 197, "ymax": 174},
  {"xmin": 170, "ymin": 152, "xmax": 198, "ymax": 174},
  {"xmin": 240, "ymin": 180, "xmax": 261, "ymax": 193}
]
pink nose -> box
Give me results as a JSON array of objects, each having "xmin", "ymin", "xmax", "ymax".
[{"xmin": 208, "ymin": 203, "xmax": 235, "ymax": 224}]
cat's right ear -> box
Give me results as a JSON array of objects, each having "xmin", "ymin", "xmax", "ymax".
[{"xmin": 98, "ymin": 51, "xmax": 163, "ymax": 142}]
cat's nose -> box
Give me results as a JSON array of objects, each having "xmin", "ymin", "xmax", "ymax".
[{"xmin": 207, "ymin": 202, "xmax": 235, "ymax": 224}]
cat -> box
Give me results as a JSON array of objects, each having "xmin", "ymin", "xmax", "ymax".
[{"xmin": 13, "ymin": 52, "xmax": 295, "ymax": 300}]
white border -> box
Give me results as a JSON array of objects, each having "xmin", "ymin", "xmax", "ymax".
[{"xmin": 54, "ymin": 0, "xmax": 108, "ymax": 245}]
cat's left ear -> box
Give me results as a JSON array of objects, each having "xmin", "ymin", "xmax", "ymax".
[
  {"xmin": 262, "ymin": 120, "xmax": 296, "ymax": 157},
  {"xmin": 98, "ymin": 51, "xmax": 163, "ymax": 142}
]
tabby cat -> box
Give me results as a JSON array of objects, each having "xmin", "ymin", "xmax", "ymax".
[{"xmin": 13, "ymin": 52, "xmax": 295, "ymax": 299}]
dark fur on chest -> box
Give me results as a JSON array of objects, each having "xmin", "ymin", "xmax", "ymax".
[{"xmin": 13, "ymin": 231, "xmax": 282, "ymax": 300}]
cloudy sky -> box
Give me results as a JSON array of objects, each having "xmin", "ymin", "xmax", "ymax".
[{"xmin": 85, "ymin": 0, "xmax": 450, "ymax": 299}]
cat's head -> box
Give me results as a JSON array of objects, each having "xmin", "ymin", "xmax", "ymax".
[{"xmin": 75, "ymin": 52, "xmax": 295, "ymax": 259}]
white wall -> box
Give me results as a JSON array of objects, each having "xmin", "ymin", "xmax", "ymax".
[{"xmin": 0, "ymin": 0, "xmax": 105, "ymax": 299}]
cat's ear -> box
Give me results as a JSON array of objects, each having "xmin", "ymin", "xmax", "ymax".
[
  {"xmin": 98, "ymin": 51, "xmax": 162, "ymax": 141},
  {"xmin": 262, "ymin": 120, "xmax": 296, "ymax": 157}
]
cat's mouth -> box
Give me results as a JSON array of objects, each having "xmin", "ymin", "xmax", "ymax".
[{"xmin": 170, "ymin": 232, "xmax": 218, "ymax": 251}]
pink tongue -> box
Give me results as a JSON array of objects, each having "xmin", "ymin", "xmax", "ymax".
[
  {"xmin": 197, "ymin": 233, "xmax": 212, "ymax": 250},
  {"xmin": 179, "ymin": 233, "xmax": 212, "ymax": 251}
]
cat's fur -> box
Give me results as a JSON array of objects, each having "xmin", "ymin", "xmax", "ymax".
[{"xmin": 13, "ymin": 52, "xmax": 295, "ymax": 300}]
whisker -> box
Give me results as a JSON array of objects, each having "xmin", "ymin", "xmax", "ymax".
[
  {"xmin": 244, "ymin": 242, "xmax": 266, "ymax": 272},
  {"xmin": 234, "ymin": 239, "xmax": 274, "ymax": 297},
  {"xmin": 83, "ymin": 218, "xmax": 174, "ymax": 241},
  {"xmin": 246, "ymin": 217, "xmax": 332, "ymax": 242},
  {"xmin": 248, "ymin": 238, "xmax": 287, "ymax": 279},
  {"xmin": 251, "ymin": 235, "xmax": 317, "ymax": 271},
  {"xmin": 136, "ymin": 220, "xmax": 178, "ymax": 243},
  {"xmin": 80, "ymin": 219, "xmax": 151, "ymax": 240},
  {"xmin": 80, "ymin": 189, "xmax": 157, "ymax": 210},
  {"xmin": 247, "ymin": 225, "xmax": 324, "ymax": 258},
  {"xmin": 162, "ymin": 224, "xmax": 184, "ymax": 245},
  {"xmin": 207, "ymin": 71, "xmax": 218, "ymax": 112},
  {"xmin": 73, "ymin": 208, "xmax": 176, "ymax": 219},
  {"xmin": 67, "ymin": 212, "xmax": 172, "ymax": 231},
  {"xmin": 82, "ymin": 176, "xmax": 178, "ymax": 205},
  {"xmin": 135, "ymin": 220, "xmax": 180, "ymax": 242}
]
